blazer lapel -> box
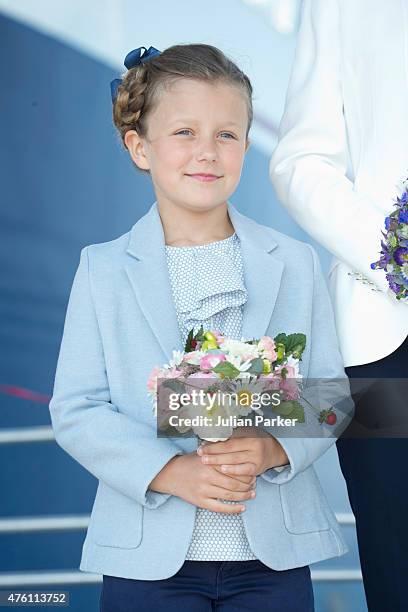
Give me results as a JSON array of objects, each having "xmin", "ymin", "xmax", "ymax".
[
  {"xmin": 125, "ymin": 203, "xmax": 183, "ymax": 363},
  {"xmin": 227, "ymin": 203, "xmax": 285, "ymax": 341},
  {"xmin": 124, "ymin": 201, "xmax": 285, "ymax": 363}
]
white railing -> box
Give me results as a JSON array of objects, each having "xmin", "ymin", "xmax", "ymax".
[
  {"xmin": 0, "ymin": 512, "xmax": 355, "ymax": 534},
  {"xmin": 0, "ymin": 568, "xmax": 362, "ymax": 588},
  {"xmin": 0, "ymin": 424, "xmax": 359, "ymax": 587},
  {"xmin": 0, "ymin": 426, "xmax": 54, "ymax": 444},
  {"xmin": 0, "ymin": 515, "xmax": 90, "ymax": 533}
]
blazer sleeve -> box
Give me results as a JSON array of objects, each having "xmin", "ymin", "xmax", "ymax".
[
  {"xmin": 260, "ymin": 245, "xmax": 354, "ymax": 485},
  {"xmin": 269, "ymin": 0, "xmax": 387, "ymax": 292},
  {"xmin": 49, "ymin": 246, "xmax": 184, "ymax": 509}
]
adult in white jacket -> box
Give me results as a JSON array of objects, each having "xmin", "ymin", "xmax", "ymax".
[{"xmin": 270, "ymin": 1, "xmax": 408, "ymax": 611}]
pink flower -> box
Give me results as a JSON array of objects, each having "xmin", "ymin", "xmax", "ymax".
[
  {"xmin": 258, "ymin": 336, "xmax": 277, "ymax": 362},
  {"xmin": 199, "ymin": 352, "xmax": 226, "ymax": 371},
  {"xmin": 188, "ymin": 371, "xmax": 219, "ymax": 379},
  {"xmin": 186, "ymin": 371, "xmax": 219, "ymax": 386},
  {"xmin": 147, "ymin": 366, "xmax": 161, "ymax": 394},
  {"xmin": 279, "ymin": 377, "xmax": 300, "ymax": 401},
  {"xmin": 157, "ymin": 386, "xmax": 174, "ymax": 428},
  {"xmin": 259, "ymin": 373, "xmax": 280, "ymax": 391},
  {"xmin": 274, "ymin": 366, "xmax": 300, "ymax": 400},
  {"xmin": 277, "ymin": 365, "xmax": 297, "ymax": 378},
  {"xmin": 149, "ymin": 365, "xmax": 184, "ymax": 397},
  {"xmin": 162, "ymin": 367, "xmax": 184, "ymax": 379},
  {"xmin": 260, "ymin": 366, "xmax": 300, "ymax": 400},
  {"xmin": 212, "ymin": 330, "xmax": 225, "ymax": 344}
]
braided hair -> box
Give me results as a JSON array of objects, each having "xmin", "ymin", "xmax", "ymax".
[{"xmin": 112, "ymin": 43, "xmax": 253, "ymax": 149}]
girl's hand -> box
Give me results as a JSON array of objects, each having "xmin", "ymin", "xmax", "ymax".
[
  {"xmin": 197, "ymin": 427, "xmax": 289, "ymax": 477},
  {"xmin": 149, "ymin": 452, "xmax": 256, "ymax": 514}
]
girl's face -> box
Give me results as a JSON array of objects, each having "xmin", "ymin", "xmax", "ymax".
[{"xmin": 127, "ymin": 78, "xmax": 250, "ymax": 214}]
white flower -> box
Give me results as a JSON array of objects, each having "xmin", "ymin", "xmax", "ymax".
[
  {"xmin": 228, "ymin": 355, "xmax": 254, "ymax": 373},
  {"xmin": 228, "ymin": 379, "xmax": 267, "ymax": 416},
  {"xmin": 236, "ymin": 371, "xmax": 253, "ymax": 381},
  {"xmin": 398, "ymin": 225, "xmax": 408, "ymax": 239},
  {"xmin": 285, "ymin": 355, "xmax": 302, "ymax": 380},
  {"xmin": 221, "ymin": 338, "xmax": 260, "ymax": 364},
  {"xmin": 183, "ymin": 350, "xmax": 206, "ymax": 366},
  {"xmin": 164, "ymin": 350, "xmax": 184, "ymax": 370},
  {"xmin": 176, "ymin": 396, "xmax": 234, "ymax": 441}
]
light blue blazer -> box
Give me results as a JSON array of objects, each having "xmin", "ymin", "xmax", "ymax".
[{"xmin": 49, "ymin": 201, "xmax": 352, "ymax": 580}]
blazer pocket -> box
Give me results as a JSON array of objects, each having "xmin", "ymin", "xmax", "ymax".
[
  {"xmin": 279, "ymin": 468, "xmax": 331, "ymax": 534},
  {"xmin": 89, "ymin": 482, "xmax": 143, "ymax": 549}
]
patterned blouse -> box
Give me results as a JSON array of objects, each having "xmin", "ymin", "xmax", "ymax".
[{"xmin": 165, "ymin": 232, "xmax": 258, "ymax": 561}]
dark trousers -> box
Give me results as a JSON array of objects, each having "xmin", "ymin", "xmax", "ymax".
[
  {"xmin": 100, "ymin": 560, "xmax": 314, "ymax": 611},
  {"xmin": 336, "ymin": 336, "xmax": 408, "ymax": 612}
]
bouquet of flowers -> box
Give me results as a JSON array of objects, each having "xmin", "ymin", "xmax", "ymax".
[
  {"xmin": 371, "ymin": 179, "xmax": 408, "ymax": 302},
  {"xmin": 147, "ymin": 328, "xmax": 337, "ymax": 442}
]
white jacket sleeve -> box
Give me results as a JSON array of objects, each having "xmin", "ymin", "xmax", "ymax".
[{"xmin": 270, "ymin": 0, "xmax": 388, "ymax": 292}]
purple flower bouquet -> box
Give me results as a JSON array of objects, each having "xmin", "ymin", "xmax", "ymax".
[{"xmin": 371, "ymin": 180, "xmax": 408, "ymax": 302}]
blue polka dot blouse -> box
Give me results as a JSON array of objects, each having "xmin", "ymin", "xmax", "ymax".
[{"xmin": 165, "ymin": 232, "xmax": 258, "ymax": 561}]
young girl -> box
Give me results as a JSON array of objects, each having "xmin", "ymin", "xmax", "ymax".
[{"xmin": 49, "ymin": 44, "xmax": 350, "ymax": 611}]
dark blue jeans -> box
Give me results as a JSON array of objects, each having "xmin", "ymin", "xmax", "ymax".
[{"xmin": 100, "ymin": 559, "xmax": 314, "ymax": 611}]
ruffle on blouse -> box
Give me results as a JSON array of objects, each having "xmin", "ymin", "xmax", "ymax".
[{"xmin": 177, "ymin": 249, "xmax": 248, "ymax": 330}]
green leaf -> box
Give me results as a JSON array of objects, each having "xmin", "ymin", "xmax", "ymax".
[
  {"xmin": 212, "ymin": 361, "xmax": 240, "ymax": 379},
  {"xmin": 195, "ymin": 325, "xmax": 205, "ymax": 342},
  {"xmin": 273, "ymin": 333, "xmax": 306, "ymax": 359},
  {"xmin": 184, "ymin": 326, "xmax": 205, "ymax": 352},
  {"xmin": 288, "ymin": 401, "xmax": 305, "ymax": 423},
  {"xmin": 272, "ymin": 400, "xmax": 305, "ymax": 422},
  {"xmin": 184, "ymin": 328, "xmax": 195, "ymax": 353},
  {"xmin": 273, "ymin": 333, "xmax": 286, "ymax": 346},
  {"xmin": 247, "ymin": 357, "xmax": 264, "ymax": 375},
  {"xmin": 161, "ymin": 379, "xmax": 186, "ymax": 394},
  {"xmin": 272, "ymin": 400, "xmax": 296, "ymax": 416}
]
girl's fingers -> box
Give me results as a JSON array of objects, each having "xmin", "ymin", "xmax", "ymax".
[
  {"xmin": 201, "ymin": 451, "xmax": 250, "ymax": 466},
  {"xmin": 212, "ymin": 465, "xmax": 255, "ymax": 485},
  {"xmin": 198, "ymin": 432, "xmax": 255, "ymax": 455},
  {"xmin": 218, "ymin": 462, "xmax": 257, "ymax": 476},
  {"xmin": 236, "ymin": 476, "xmax": 255, "ymax": 486},
  {"xmin": 228, "ymin": 474, "xmax": 256, "ymax": 487},
  {"xmin": 208, "ymin": 485, "xmax": 255, "ymax": 503},
  {"xmin": 219, "ymin": 474, "xmax": 255, "ymax": 491},
  {"xmin": 205, "ymin": 499, "xmax": 247, "ymax": 514}
]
